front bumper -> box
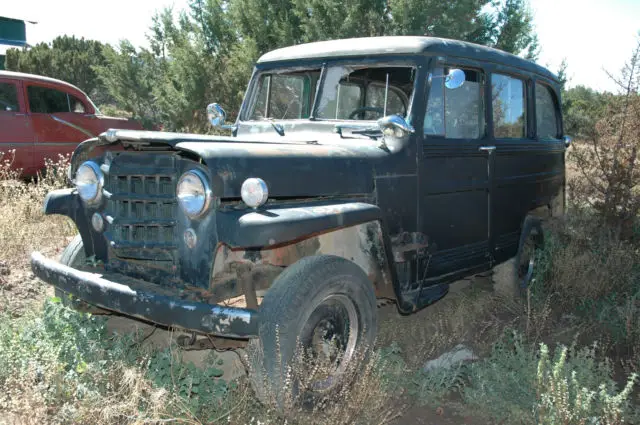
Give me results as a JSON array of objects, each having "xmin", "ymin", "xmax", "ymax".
[{"xmin": 31, "ymin": 252, "xmax": 259, "ymax": 339}]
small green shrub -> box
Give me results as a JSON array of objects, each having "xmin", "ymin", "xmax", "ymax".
[
  {"xmin": 0, "ymin": 300, "xmax": 237, "ymax": 424},
  {"xmin": 463, "ymin": 331, "xmax": 637, "ymax": 425}
]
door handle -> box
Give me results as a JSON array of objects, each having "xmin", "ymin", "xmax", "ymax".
[{"xmin": 479, "ymin": 146, "xmax": 496, "ymax": 153}]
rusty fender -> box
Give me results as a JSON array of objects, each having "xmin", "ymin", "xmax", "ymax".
[{"xmin": 210, "ymin": 218, "xmax": 396, "ymax": 302}]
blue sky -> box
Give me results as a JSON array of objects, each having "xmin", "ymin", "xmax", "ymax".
[{"xmin": 3, "ymin": 0, "xmax": 639, "ymax": 92}]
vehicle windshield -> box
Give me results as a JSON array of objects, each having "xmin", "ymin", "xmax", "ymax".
[{"xmin": 245, "ymin": 64, "xmax": 415, "ymax": 122}]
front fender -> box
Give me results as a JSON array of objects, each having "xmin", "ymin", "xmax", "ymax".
[
  {"xmin": 42, "ymin": 188, "xmax": 107, "ymax": 260},
  {"xmin": 216, "ymin": 202, "xmax": 382, "ymax": 248}
]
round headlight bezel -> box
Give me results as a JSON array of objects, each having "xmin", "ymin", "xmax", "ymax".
[
  {"xmin": 177, "ymin": 169, "xmax": 212, "ymax": 219},
  {"xmin": 75, "ymin": 161, "xmax": 104, "ymax": 204}
]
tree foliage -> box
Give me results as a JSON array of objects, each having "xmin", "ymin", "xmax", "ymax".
[
  {"xmin": 7, "ymin": 0, "xmax": 541, "ymax": 131},
  {"xmin": 5, "ymin": 36, "xmax": 109, "ymax": 103}
]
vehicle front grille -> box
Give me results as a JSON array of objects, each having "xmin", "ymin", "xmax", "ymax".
[{"xmin": 104, "ymin": 153, "xmax": 179, "ymax": 278}]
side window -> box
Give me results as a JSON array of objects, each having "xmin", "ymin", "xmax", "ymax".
[
  {"xmin": 28, "ymin": 85, "xmax": 70, "ymax": 113},
  {"xmin": 535, "ymin": 84, "xmax": 559, "ymax": 139},
  {"xmin": 0, "ymin": 82, "xmax": 20, "ymax": 112},
  {"xmin": 70, "ymin": 95, "xmax": 86, "ymax": 113},
  {"xmin": 424, "ymin": 67, "xmax": 484, "ymax": 139},
  {"xmin": 492, "ymin": 74, "xmax": 526, "ymax": 138}
]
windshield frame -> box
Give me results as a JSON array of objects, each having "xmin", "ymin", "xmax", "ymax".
[{"xmin": 239, "ymin": 57, "xmax": 419, "ymax": 125}]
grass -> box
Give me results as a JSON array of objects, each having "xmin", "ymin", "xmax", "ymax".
[{"xmin": 1, "ymin": 153, "xmax": 640, "ymax": 424}]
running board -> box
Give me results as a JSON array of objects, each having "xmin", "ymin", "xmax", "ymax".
[{"xmin": 397, "ymin": 282, "xmax": 449, "ymax": 313}]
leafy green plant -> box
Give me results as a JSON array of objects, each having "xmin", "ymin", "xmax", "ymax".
[
  {"xmin": 462, "ymin": 331, "xmax": 637, "ymax": 424},
  {"xmin": 0, "ymin": 300, "xmax": 238, "ymax": 424}
]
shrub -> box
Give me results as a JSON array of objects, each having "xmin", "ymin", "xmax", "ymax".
[
  {"xmin": 0, "ymin": 300, "xmax": 240, "ymax": 424},
  {"xmin": 463, "ymin": 331, "xmax": 637, "ymax": 425},
  {"xmin": 568, "ymin": 39, "xmax": 640, "ymax": 239}
]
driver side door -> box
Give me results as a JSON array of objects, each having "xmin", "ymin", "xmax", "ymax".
[{"xmin": 419, "ymin": 64, "xmax": 492, "ymax": 282}]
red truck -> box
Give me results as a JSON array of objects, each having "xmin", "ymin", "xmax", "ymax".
[{"xmin": 0, "ymin": 70, "xmax": 143, "ymax": 177}]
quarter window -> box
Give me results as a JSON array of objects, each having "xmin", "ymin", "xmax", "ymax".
[
  {"xmin": 70, "ymin": 95, "xmax": 86, "ymax": 113},
  {"xmin": 424, "ymin": 67, "xmax": 484, "ymax": 139},
  {"xmin": 535, "ymin": 84, "xmax": 559, "ymax": 139},
  {"xmin": 492, "ymin": 74, "xmax": 526, "ymax": 138},
  {"xmin": 0, "ymin": 82, "xmax": 20, "ymax": 112}
]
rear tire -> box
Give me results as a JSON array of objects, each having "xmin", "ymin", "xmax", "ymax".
[
  {"xmin": 55, "ymin": 234, "xmax": 108, "ymax": 314},
  {"xmin": 493, "ymin": 216, "xmax": 544, "ymax": 298},
  {"xmin": 247, "ymin": 255, "xmax": 377, "ymax": 409}
]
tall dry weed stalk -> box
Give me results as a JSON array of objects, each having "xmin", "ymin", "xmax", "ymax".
[{"xmin": 569, "ymin": 39, "xmax": 640, "ymax": 239}]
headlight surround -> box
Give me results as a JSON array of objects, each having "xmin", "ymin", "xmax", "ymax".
[
  {"xmin": 177, "ymin": 169, "xmax": 211, "ymax": 218},
  {"xmin": 75, "ymin": 161, "xmax": 104, "ymax": 203}
]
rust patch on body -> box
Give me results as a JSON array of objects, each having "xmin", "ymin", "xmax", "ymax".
[{"xmin": 210, "ymin": 220, "xmax": 395, "ymax": 302}]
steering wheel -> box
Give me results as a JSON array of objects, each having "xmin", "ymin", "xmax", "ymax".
[{"xmin": 348, "ymin": 106, "xmax": 385, "ymax": 120}]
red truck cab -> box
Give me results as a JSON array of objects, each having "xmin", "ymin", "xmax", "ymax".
[{"xmin": 0, "ymin": 70, "xmax": 143, "ymax": 177}]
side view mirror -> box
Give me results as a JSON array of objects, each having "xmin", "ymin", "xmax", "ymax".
[
  {"xmin": 563, "ymin": 135, "xmax": 572, "ymax": 148},
  {"xmin": 377, "ymin": 114, "xmax": 415, "ymax": 138},
  {"xmin": 207, "ymin": 103, "xmax": 236, "ymax": 130},
  {"xmin": 445, "ymin": 69, "xmax": 466, "ymax": 89}
]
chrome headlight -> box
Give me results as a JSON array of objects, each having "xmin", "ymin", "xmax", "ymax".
[
  {"xmin": 177, "ymin": 169, "xmax": 211, "ymax": 218},
  {"xmin": 75, "ymin": 161, "xmax": 104, "ymax": 203}
]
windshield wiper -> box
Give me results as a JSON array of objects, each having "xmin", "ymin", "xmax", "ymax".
[
  {"xmin": 260, "ymin": 118, "xmax": 285, "ymax": 136},
  {"xmin": 334, "ymin": 124, "xmax": 381, "ymax": 139}
]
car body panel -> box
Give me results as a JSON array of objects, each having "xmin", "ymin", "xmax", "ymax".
[{"xmin": 0, "ymin": 70, "xmax": 143, "ymax": 176}]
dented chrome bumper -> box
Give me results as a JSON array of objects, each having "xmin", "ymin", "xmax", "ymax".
[{"xmin": 30, "ymin": 252, "xmax": 259, "ymax": 339}]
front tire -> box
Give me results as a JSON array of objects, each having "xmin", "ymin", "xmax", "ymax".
[
  {"xmin": 55, "ymin": 234, "xmax": 107, "ymax": 314},
  {"xmin": 248, "ymin": 255, "xmax": 377, "ymax": 408}
]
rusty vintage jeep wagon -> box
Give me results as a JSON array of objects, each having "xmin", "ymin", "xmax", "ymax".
[{"xmin": 31, "ymin": 36, "xmax": 570, "ymax": 404}]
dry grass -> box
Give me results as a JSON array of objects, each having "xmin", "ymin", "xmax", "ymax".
[{"xmin": 0, "ymin": 151, "xmax": 76, "ymax": 316}]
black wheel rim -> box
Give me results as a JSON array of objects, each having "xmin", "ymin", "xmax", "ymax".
[
  {"xmin": 517, "ymin": 236, "xmax": 536, "ymax": 290},
  {"xmin": 299, "ymin": 293, "xmax": 359, "ymax": 393}
]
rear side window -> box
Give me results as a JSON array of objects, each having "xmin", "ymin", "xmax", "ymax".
[
  {"xmin": 28, "ymin": 85, "xmax": 70, "ymax": 113},
  {"xmin": 492, "ymin": 74, "xmax": 526, "ymax": 138},
  {"xmin": 424, "ymin": 67, "xmax": 484, "ymax": 139},
  {"xmin": 535, "ymin": 84, "xmax": 559, "ymax": 139},
  {"xmin": 0, "ymin": 82, "xmax": 20, "ymax": 112}
]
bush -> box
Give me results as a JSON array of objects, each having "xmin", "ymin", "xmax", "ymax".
[
  {"xmin": 463, "ymin": 331, "xmax": 637, "ymax": 425},
  {"xmin": 568, "ymin": 39, "xmax": 640, "ymax": 239},
  {"xmin": 0, "ymin": 300, "xmax": 238, "ymax": 424}
]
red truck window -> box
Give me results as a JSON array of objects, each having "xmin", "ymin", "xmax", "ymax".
[{"xmin": 0, "ymin": 82, "xmax": 20, "ymax": 112}]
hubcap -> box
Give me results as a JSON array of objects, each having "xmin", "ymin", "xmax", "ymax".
[
  {"xmin": 299, "ymin": 293, "xmax": 359, "ymax": 393},
  {"xmin": 518, "ymin": 236, "xmax": 536, "ymax": 290}
]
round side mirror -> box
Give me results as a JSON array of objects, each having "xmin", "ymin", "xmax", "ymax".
[
  {"xmin": 445, "ymin": 69, "xmax": 466, "ymax": 89},
  {"xmin": 563, "ymin": 135, "xmax": 572, "ymax": 148},
  {"xmin": 207, "ymin": 103, "xmax": 227, "ymax": 127}
]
